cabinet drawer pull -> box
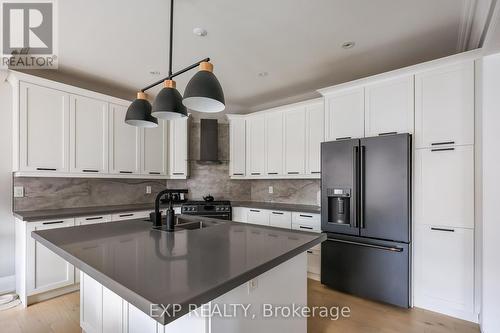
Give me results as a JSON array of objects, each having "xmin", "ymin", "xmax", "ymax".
[
  {"xmin": 378, "ymin": 132, "xmax": 397, "ymax": 136},
  {"xmin": 173, "ymin": 172, "xmax": 185, "ymax": 175},
  {"xmin": 299, "ymin": 214, "xmax": 313, "ymax": 218},
  {"xmin": 268, "ymin": 172, "xmax": 278, "ymax": 175},
  {"xmin": 36, "ymin": 168, "xmax": 56, "ymax": 171},
  {"xmin": 233, "ymin": 173, "xmax": 244, "ymax": 176},
  {"xmin": 288, "ymin": 172, "xmax": 299, "ymax": 175},
  {"xmin": 299, "ymin": 225, "xmax": 313, "ymax": 230},
  {"xmin": 272, "ymin": 212, "xmax": 284, "ymax": 215},
  {"xmin": 85, "ymin": 216, "xmax": 103, "ymax": 221},
  {"xmin": 83, "ymin": 169, "xmax": 99, "ymax": 173},
  {"xmin": 42, "ymin": 221, "xmax": 64, "ymax": 225},
  {"xmin": 249, "ymin": 209, "xmax": 260, "ymax": 212},
  {"xmin": 431, "ymin": 227, "xmax": 455, "ymax": 232},
  {"xmin": 311, "ymin": 171, "xmax": 321, "ymax": 174},
  {"xmin": 119, "ymin": 213, "xmax": 134, "ymax": 217},
  {"xmin": 119, "ymin": 171, "xmax": 133, "ymax": 174},
  {"xmin": 307, "ymin": 250, "xmax": 313, "ymax": 254},
  {"xmin": 251, "ymin": 172, "xmax": 261, "ymax": 175},
  {"xmin": 431, "ymin": 141, "xmax": 455, "ymax": 146},
  {"xmin": 431, "ymin": 148, "xmax": 455, "ymax": 152},
  {"xmin": 336, "ymin": 137, "xmax": 352, "ymax": 141},
  {"xmin": 149, "ymin": 172, "xmax": 161, "ymax": 175}
]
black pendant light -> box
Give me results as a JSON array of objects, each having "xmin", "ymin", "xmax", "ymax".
[
  {"xmin": 125, "ymin": 92, "xmax": 158, "ymax": 128},
  {"xmin": 183, "ymin": 61, "xmax": 225, "ymax": 113},
  {"xmin": 125, "ymin": 0, "xmax": 224, "ymax": 127}
]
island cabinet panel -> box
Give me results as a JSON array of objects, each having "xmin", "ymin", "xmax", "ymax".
[
  {"xmin": 69, "ymin": 94, "xmax": 109, "ymax": 174},
  {"xmin": 305, "ymin": 101, "xmax": 324, "ymax": 175},
  {"xmin": 415, "ymin": 61, "xmax": 474, "ymax": 148},
  {"xmin": 19, "ymin": 82, "xmax": 70, "ymax": 172},
  {"xmin": 364, "ymin": 75, "xmax": 414, "ymax": 136},
  {"xmin": 265, "ymin": 111, "xmax": 284, "ymax": 176},
  {"xmin": 127, "ymin": 303, "xmax": 157, "ymax": 333},
  {"xmin": 169, "ymin": 117, "xmax": 189, "ymax": 178},
  {"xmin": 142, "ymin": 120, "xmax": 168, "ymax": 176},
  {"xmin": 26, "ymin": 219, "xmax": 75, "ymax": 295},
  {"xmin": 80, "ymin": 273, "xmax": 103, "ymax": 333},
  {"xmin": 109, "ymin": 103, "xmax": 141, "ymax": 175},
  {"xmin": 229, "ymin": 117, "xmax": 246, "ymax": 177},
  {"xmin": 103, "ymin": 287, "xmax": 125, "ymax": 333},
  {"xmin": 246, "ymin": 115, "xmax": 266, "ymax": 177},
  {"xmin": 324, "ymin": 87, "xmax": 365, "ymax": 141},
  {"xmin": 284, "ymin": 107, "xmax": 307, "ymax": 175}
]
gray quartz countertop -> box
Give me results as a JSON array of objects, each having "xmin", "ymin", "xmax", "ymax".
[
  {"xmin": 32, "ymin": 215, "xmax": 325, "ymax": 325},
  {"xmin": 231, "ymin": 201, "xmax": 321, "ymax": 213},
  {"xmin": 13, "ymin": 203, "xmax": 178, "ymax": 222}
]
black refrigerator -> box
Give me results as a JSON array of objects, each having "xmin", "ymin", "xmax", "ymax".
[{"xmin": 320, "ymin": 134, "xmax": 411, "ymax": 308}]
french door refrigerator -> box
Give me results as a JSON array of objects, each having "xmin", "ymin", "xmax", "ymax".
[{"xmin": 320, "ymin": 133, "xmax": 411, "ymax": 308}]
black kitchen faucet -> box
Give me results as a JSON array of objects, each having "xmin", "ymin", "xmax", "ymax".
[{"xmin": 152, "ymin": 189, "xmax": 188, "ymax": 231}]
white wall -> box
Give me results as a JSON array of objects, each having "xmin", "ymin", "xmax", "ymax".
[
  {"xmin": 0, "ymin": 79, "xmax": 15, "ymax": 293},
  {"xmin": 480, "ymin": 52, "xmax": 500, "ymax": 333}
]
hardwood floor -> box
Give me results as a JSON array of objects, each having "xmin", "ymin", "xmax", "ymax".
[{"xmin": 0, "ymin": 280, "xmax": 480, "ymax": 333}]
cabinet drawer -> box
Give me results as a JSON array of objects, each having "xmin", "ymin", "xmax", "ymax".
[
  {"xmin": 232, "ymin": 207, "xmax": 249, "ymax": 223},
  {"xmin": 246, "ymin": 209, "xmax": 270, "ymax": 226},
  {"xmin": 111, "ymin": 211, "xmax": 150, "ymax": 222},
  {"xmin": 292, "ymin": 212, "xmax": 320, "ymax": 228},
  {"xmin": 76, "ymin": 215, "xmax": 111, "ymax": 225},
  {"xmin": 269, "ymin": 210, "xmax": 292, "ymax": 229}
]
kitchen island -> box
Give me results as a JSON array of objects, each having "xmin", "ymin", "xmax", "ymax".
[{"xmin": 31, "ymin": 215, "xmax": 325, "ymax": 333}]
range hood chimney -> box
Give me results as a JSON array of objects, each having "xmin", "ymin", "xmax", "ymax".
[{"xmin": 199, "ymin": 119, "xmax": 219, "ymax": 162}]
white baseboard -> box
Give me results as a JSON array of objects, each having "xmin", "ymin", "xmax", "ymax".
[{"xmin": 0, "ymin": 275, "xmax": 15, "ymax": 294}]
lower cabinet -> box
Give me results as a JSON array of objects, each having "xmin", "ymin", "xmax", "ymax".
[
  {"xmin": 26, "ymin": 219, "xmax": 75, "ymax": 296},
  {"xmin": 306, "ymin": 244, "xmax": 321, "ymax": 281},
  {"xmin": 246, "ymin": 209, "xmax": 270, "ymax": 226},
  {"xmin": 414, "ymin": 225, "xmax": 474, "ymax": 321},
  {"xmin": 291, "ymin": 212, "xmax": 321, "ymax": 232},
  {"xmin": 231, "ymin": 207, "xmax": 248, "ymax": 223},
  {"xmin": 269, "ymin": 210, "xmax": 292, "ymax": 228}
]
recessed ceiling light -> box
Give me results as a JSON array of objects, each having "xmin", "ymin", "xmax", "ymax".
[
  {"xmin": 342, "ymin": 41, "xmax": 356, "ymax": 49},
  {"xmin": 149, "ymin": 71, "xmax": 161, "ymax": 75},
  {"xmin": 258, "ymin": 72, "xmax": 269, "ymax": 77},
  {"xmin": 193, "ymin": 27, "xmax": 208, "ymax": 37}
]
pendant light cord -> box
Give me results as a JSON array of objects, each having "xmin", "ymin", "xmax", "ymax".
[{"xmin": 168, "ymin": 0, "xmax": 174, "ymax": 77}]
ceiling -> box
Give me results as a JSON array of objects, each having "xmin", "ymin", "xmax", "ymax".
[{"xmin": 29, "ymin": 0, "xmax": 494, "ymax": 115}]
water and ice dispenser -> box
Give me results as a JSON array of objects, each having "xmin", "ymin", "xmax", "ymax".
[{"xmin": 327, "ymin": 188, "xmax": 351, "ymax": 225}]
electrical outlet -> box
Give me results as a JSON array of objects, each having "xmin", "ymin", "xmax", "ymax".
[
  {"xmin": 268, "ymin": 186, "xmax": 273, "ymax": 194},
  {"xmin": 146, "ymin": 186, "xmax": 152, "ymax": 194},
  {"xmin": 248, "ymin": 278, "xmax": 258, "ymax": 294},
  {"xmin": 14, "ymin": 186, "xmax": 24, "ymax": 198}
]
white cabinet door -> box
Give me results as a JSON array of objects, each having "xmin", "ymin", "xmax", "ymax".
[
  {"xmin": 232, "ymin": 207, "xmax": 248, "ymax": 223},
  {"xmin": 169, "ymin": 117, "xmax": 189, "ymax": 178},
  {"xmin": 365, "ymin": 76, "xmax": 414, "ymax": 136},
  {"xmin": 415, "ymin": 61, "xmax": 474, "ymax": 148},
  {"xmin": 246, "ymin": 115, "xmax": 266, "ymax": 177},
  {"xmin": 269, "ymin": 211, "xmax": 292, "ymax": 229},
  {"xmin": 306, "ymin": 101, "xmax": 324, "ymax": 175},
  {"xmin": 109, "ymin": 103, "xmax": 141, "ymax": 175},
  {"xmin": 69, "ymin": 95, "xmax": 108, "ymax": 174},
  {"xmin": 19, "ymin": 82, "xmax": 70, "ymax": 172},
  {"xmin": 127, "ymin": 303, "xmax": 157, "ymax": 333},
  {"xmin": 142, "ymin": 120, "xmax": 167, "ymax": 176},
  {"xmin": 324, "ymin": 88, "xmax": 364, "ymax": 141},
  {"xmin": 229, "ymin": 118, "xmax": 246, "ymax": 177},
  {"xmin": 284, "ymin": 107, "xmax": 306, "ymax": 175},
  {"xmin": 80, "ymin": 273, "xmax": 103, "ymax": 333},
  {"xmin": 415, "ymin": 146, "xmax": 474, "ymax": 228},
  {"xmin": 414, "ymin": 225, "xmax": 474, "ymax": 319},
  {"xmin": 102, "ymin": 287, "xmax": 125, "ymax": 333},
  {"xmin": 247, "ymin": 209, "xmax": 270, "ymax": 226},
  {"xmin": 27, "ymin": 219, "xmax": 75, "ymax": 295},
  {"xmin": 265, "ymin": 112, "xmax": 284, "ymax": 176}
]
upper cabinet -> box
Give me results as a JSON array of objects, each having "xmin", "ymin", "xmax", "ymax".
[
  {"xmin": 18, "ymin": 82, "xmax": 70, "ymax": 172},
  {"xmin": 365, "ymin": 76, "xmax": 414, "ymax": 136},
  {"xmin": 246, "ymin": 115, "xmax": 266, "ymax": 177},
  {"xmin": 324, "ymin": 87, "xmax": 365, "ymax": 141},
  {"xmin": 109, "ymin": 103, "xmax": 141, "ymax": 175},
  {"xmin": 284, "ymin": 107, "xmax": 306, "ymax": 175},
  {"xmin": 306, "ymin": 101, "xmax": 324, "ymax": 175},
  {"xmin": 228, "ymin": 117, "xmax": 246, "ymax": 177},
  {"xmin": 10, "ymin": 72, "xmax": 188, "ymax": 179},
  {"xmin": 265, "ymin": 112, "xmax": 284, "ymax": 176},
  {"xmin": 169, "ymin": 117, "xmax": 189, "ymax": 178},
  {"xmin": 415, "ymin": 62, "xmax": 474, "ymax": 148},
  {"xmin": 70, "ymin": 95, "xmax": 109, "ymax": 174}
]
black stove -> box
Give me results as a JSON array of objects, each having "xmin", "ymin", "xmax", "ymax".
[{"xmin": 181, "ymin": 200, "xmax": 232, "ymax": 220}]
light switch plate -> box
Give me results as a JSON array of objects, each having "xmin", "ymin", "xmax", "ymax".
[
  {"xmin": 146, "ymin": 186, "xmax": 152, "ymax": 194},
  {"xmin": 268, "ymin": 186, "xmax": 273, "ymax": 194},
  {"xmin": 14, "ymin": 186, "xmax": 24, "ymax": 198}
]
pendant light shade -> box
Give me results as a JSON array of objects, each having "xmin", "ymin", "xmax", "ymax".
[
  {"xmin": 125, "ymin": 92, "xmax": 158, "ymax": 128},
  {"xmin": 151, "ymin": 80, "xmax": 187, "ymax": 120},
  {"xmin": 183, "ymin": 62, "xmax": 225, "ymax": 113}
]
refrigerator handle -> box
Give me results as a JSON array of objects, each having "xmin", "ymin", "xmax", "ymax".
[
  {"xmin": 359, "ymin": 145, "xmax": 365, "ymax": 229},
  {"xmin": 351, "ymin": 145, "xmax": 359, "ymax": 228}
]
